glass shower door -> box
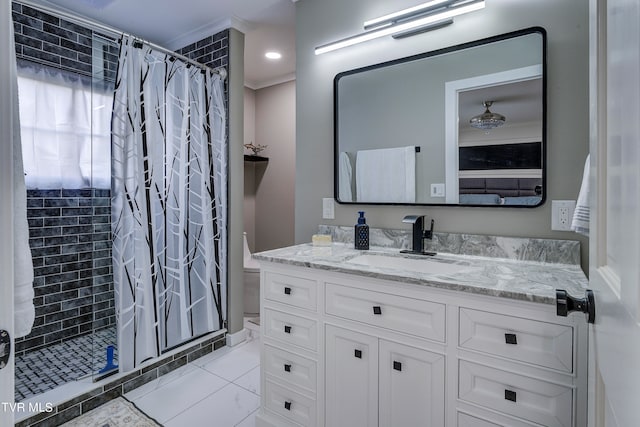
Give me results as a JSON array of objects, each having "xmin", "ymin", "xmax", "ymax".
[{"xmin": 90, "ymin": 33, "xmax": 119, "ymax": 380}]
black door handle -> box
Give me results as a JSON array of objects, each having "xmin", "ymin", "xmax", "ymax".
[
  {"xmin": 556, "ymin": 289, "xmax": 595, "ymax": 323},
  {"xmin": 354, "ymin": 349, "xmax": 362, "ymax": 359},
  {"xmin": 284, "ymin": 364, "xmax": 292, "ymax": 372},
  {"xmin": 373, "ymin": 306, "xmax": 382, "ymax": 315},
  {"xmin": 505, "ymin": 389, "xmax": 517, "ymax": 402},
  {"xmin": 284, "ymin": 325, "xmax": 292, "ymax": 334},
  {"xmin": 284, "ymin": 401, "xmax": 292, "ymax": 410},
  {"xmin": 284, "ymin": 287, "xmax": 292, "ymax": 295},
  {"xmin": 393, "ymin": 361, "xmax": 402, "ymax": 371},
  {"xmin": 505, "ymin": 333, "xmax": 518, "ymax": 345}
]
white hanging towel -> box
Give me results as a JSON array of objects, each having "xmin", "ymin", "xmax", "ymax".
[
  {"xmin": 338, "ymin": 152, "xmax": 354, "ymax": 201},
  {"xmin": 11, "ymin": 20, "xmax": 35, "ymax": 338},
  {"xmin": 356, "ymin": 146, "xmax": 416, "ymax": 203},
  {"xmin": 571, "ymin": 154, "xmax": 590, "ymax": 236}
]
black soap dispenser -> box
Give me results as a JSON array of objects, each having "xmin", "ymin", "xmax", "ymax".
[{"xmin": 354, "ymin": 211, "xmax": 369, "ymax": 250}]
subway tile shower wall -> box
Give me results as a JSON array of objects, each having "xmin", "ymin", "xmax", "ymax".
[
  {"xmin": 17, "ymin": 190, "xmax": 115, "ymax": 356},
  {"xmin": 176, "ymin": 30, "xmax": 229, "ymax": 70},
  {"xmin": 177, "ymin": 29, "xmax": 230, "ymax": 116},
  {"xmin": 12, "ymin": 2, "xmax": 119, "ymax": 80}
]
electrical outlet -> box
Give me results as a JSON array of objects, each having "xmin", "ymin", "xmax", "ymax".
[
  {"xmin": 322, "ymin": 198, "xmax": 335, "ymax": 219},
  {"xmin": 552, "ymin": 200, "xmax": 576, "ymax": 231}
]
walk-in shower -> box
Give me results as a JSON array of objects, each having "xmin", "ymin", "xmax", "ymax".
[
  {"xmin": 14, "ymin": 11, "xmax": 121, "ymax": 400},
  {"xmin": 12, "ymin": 1, "xmax": 228, "ymax": 414}
]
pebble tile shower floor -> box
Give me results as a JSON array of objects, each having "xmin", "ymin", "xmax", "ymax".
[{"xmin": 15, "ymin": 327, "xmax": 117, "ymax": 401}]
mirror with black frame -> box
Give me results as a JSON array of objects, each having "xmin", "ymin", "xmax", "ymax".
[{"xmin": 334, "ymin": 27, "xmax": 546, "ymax": 207}]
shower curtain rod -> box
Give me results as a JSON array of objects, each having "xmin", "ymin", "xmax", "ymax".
[{"xmin": 15, "ymin": 0, "xmax": 227, "ymax": 79}]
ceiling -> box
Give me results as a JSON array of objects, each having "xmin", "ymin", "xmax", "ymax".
[
  {"xmin": 458, "ymin": 78, "xmax": 543, "ymax": 132},
  {"xmin": 29, "ymin": 0, "xmax": 297, "ymax": 89}
]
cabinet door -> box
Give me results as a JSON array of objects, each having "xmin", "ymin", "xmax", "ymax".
[
  {"xmin": 325, "ymin": 325, "xmax": 378, "ymax": 427},
  {"xmin": 379, "ymin": 340, "xmax": 445, "ymax": 427}
]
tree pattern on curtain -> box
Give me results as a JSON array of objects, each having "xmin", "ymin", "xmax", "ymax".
[{"xmin": 111, "ymin": 36, "xmax": 227, "ymax": 371}]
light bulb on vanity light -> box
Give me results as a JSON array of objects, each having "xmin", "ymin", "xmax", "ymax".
[
  {"xmin": 315, "ymin": 0, "xmax": 485, "ymax": 55},
  {"xmin": 265, "ymin": 51, "xmax": 282, "ymax": 60}
]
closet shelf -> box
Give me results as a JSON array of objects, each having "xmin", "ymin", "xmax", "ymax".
[{"xmin": 244, "ymin": 155, "xmax": 269, "ymax": 162}]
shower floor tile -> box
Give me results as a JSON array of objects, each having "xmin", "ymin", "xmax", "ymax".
[{"xmin": 15, "ymin": 327, "xmax": 117, "ymax": 401}]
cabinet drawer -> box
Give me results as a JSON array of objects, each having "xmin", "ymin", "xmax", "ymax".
[
  {"xmin": 459, "ymin": 308, "xmax": 573, "ymax": 372},
  {"xmin": 265, "ymin": 380, "xmax": 316, "ymax": 427},
  {"xmin": 458, "ymin": 360, "xmax": 573, "ymax": 427},
  {"xmin": 457, "ymin": 411, "xmax": 537, "ymax": 427},
  {"xmin": 325, "ymin": 282, "xmax": 446, "ymax": 342},
  {"xmin": 458, "ymin": 412, "xmax": 501, "ymax": 427},
  {"xmin": 263, "ymin": 309, "xmax": 318, "ymax": 351},
  {"xmin": 264, "ymin": 344, "xmax": 317, "ymax": 393},
  {"xmin": 264, "ymin": 271, "xmax": 317, "ymax": 312}
]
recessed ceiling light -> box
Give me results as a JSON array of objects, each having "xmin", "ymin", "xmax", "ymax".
[{"xmin": 265, "ymin": 51, "xmax": 282, "ymax": 60}]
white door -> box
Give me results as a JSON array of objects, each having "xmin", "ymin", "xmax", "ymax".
[
  {"xmin": 588, "ymin": 0, "xmax": 640, "ymax": 426},
  {"xmin": 0, "ymin": 1, "xmax": 16, "ymax": 425},
  {"xmin": 378, "ymin": 339, "xmax": 445, "ymax": 427},
  {"xmin": 325, "ymin": 325, "xmax": 378, "ymax": 427}
]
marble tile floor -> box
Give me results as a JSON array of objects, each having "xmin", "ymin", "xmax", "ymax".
[
  {"xmin": 15, "ymin": 327, "xmax": 117, "ymax": 402},
  {"xmin": 124, "ymin": 320, "xmax": 261, "ymax": 427}
]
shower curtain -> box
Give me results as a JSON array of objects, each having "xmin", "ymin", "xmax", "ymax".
[{"xmin": 111, "ymin": 35, "xmax": 227, "ymax": 371}]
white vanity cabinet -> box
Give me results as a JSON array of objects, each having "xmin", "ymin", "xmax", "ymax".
[
  {"xmin": 256, "ymin": 262, "xmax": 587, "ymax": 427},
  {"xmin": 378, "ymin": 339, "xmax": 446, "ymax": 426},
  {"xmin": 325, "ymin": 325, "xmax": 446, "ymax": 427},
  {"xmin": 325, "ymin": 325, "xmax": 378, "ymax": 427}
]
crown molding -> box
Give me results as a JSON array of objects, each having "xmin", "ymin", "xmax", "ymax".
[{"xmin": 165, "ymin": 16, "xmax": 253, "ymax": 50}]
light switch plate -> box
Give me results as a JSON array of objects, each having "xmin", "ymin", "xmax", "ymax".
[
  {"xmin": 431, "ymin": 183, "xmax": 445, "ymax": 197},
  {"xmin": 322, "ymin": 198, "xmax": 335, "ymax": 219},
  {"xmin": 552, "ymin": 200, "xmax": 576, "ymax": 231}
]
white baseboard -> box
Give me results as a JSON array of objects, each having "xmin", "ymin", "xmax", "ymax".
[{"xmin": 226, "ymin": 328, "xmax": 248, "ymax": 347}]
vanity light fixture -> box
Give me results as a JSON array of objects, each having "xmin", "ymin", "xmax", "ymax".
[
  {"xmin": 469, "ymin": 101, "xmax": 506, "ymax": 130},
  {"xmin": 365, "ymin": 0, "xmax": 461, "ymax": 30},
  {"xmin": 315, "ymin": 0, "xmax": 485, "ymax": 55}
]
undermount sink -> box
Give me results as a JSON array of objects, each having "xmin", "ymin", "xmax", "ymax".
[{"xmin": 345, "ymin": 254, "xmax": 470, "ymax": 275}]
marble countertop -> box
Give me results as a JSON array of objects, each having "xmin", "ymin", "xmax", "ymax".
[{"xmin": 253, "ymin": 243, "xmax": 588, "ymax": 305}]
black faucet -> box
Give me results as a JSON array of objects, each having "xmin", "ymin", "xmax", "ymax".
[{"xmin": 400, "ymin": 215, "xmax": 436, "ymax": 255}]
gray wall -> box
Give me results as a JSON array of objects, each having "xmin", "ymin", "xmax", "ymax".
[
  {"xmin": 255, "ymin": 81, "xmax": 296, "ymax": 252},
  {"xmin": 228, "ymin": 28, "xmax": 245, "ymax": 335},
  {"xmin": 243, "ymin": 81, "xmax": 296, "ymax": 253},
  {"xmin": 295, "ymin": 0, "xmax": 590, "ymax": 271},
  {"xmin": 244, "ymin": 87, "xmax": 257, "ymax": 251}
]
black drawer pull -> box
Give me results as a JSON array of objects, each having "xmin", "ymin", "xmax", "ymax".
[
  {"xmin": 354, "ymin": 349, "xmax": 362, "ymax": 359},
  {"xmin": 284, "ymin": 287, "xmax": 292, "ymax": 295},
  {"xmin": 284, "ymin": 325, "xmax": 292, "ymax": 334},
  {"xmin": 505, "ymin": 389, "xmax": 517, "ymax": 402},
  {"xmin": 373, "ymin": 306, "xmax": 382, "ymax": 315},
  {"xmin": 393, "ymin": 361, "xmax": 402, "ymax": 371},
  {"xmin": 284, "ymin": 401, "xmax": 292, "ymax": 411},
  {"xmin": 284, "ymin": 364, "xmax": 292, "ymax": 372},
  {"xmin": 505, "ymin": 333, "xmax": 518, "ymax": 345}
]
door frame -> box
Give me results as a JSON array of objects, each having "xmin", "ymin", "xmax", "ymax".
[
  {"xmin": 588, "ymin": 0, "xmax": 640, "ymax": 425},
  {"xmin": 0, "ymin": 1, "xmax": 16, "ymax": 425},
  {"xmin": 444, "ymin": 65, "xmax": 543, "ymax": 203}
]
